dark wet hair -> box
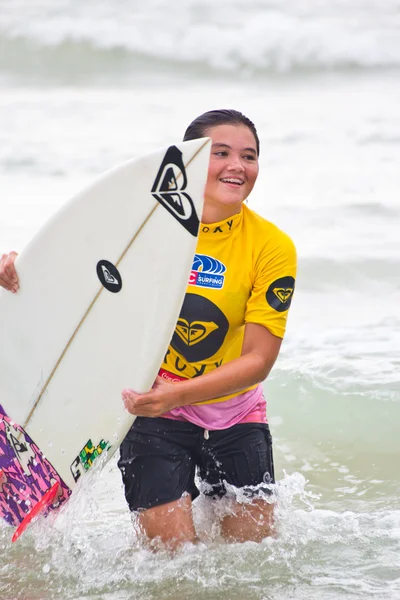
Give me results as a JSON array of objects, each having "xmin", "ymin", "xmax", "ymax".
[{"xmin": 183, "ymin": 109, "xmax": 260, "ymax": 156}]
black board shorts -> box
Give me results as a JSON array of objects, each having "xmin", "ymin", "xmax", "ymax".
[{"xmin": 117, "ymin": 416, "xmax": 275, "ymax": 511}]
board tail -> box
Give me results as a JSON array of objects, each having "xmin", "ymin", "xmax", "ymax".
[{"xmin": 0, "ymin": 405, "xmax": 71, "ymax": 539}]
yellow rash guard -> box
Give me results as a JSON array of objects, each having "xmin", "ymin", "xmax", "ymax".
[{"xmin": 160, "ymin": 204, "xmax": 297, "ymax": 404}]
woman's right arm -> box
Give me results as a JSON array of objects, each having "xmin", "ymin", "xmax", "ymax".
[{"xmin": 0, "ymin": 251, "xmax": 19, "ymax": 292}]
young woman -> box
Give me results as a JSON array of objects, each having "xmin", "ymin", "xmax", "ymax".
[
  {"xmin": 119, "ymin": 110, "xmax": 297, "ymax": 549},
  {"xmin": 0, "ymin": 109, "xmax": 297, "ymax": 550}
]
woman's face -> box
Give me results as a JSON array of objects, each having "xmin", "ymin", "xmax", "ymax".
[{"xmin": 203, "ymin": 123, "xmax": 259, "ymax": 222}]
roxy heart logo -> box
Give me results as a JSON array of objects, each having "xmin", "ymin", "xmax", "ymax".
[
  {"xmin": 96, "ymin": 260, "xmax": 122, "ymax": 293},
  {"xmin": 175, "ymin": 319, "xmax": 219, "ymax": 347},
  {"xmin": 266, "ymin": 276, "xmax": 295, "ymax": 312},
  {"xmin": 151, "ymin": 145, "xmax": 200, "ymax": 237},
  {"xmin": 101, "ymin": 266, "xmax": 118, "ymax": 285},
  {"xmin": 171, "ymin": 294, "xmax": 229, "ymax": 362},
  {"xmin": 274, "ymin": 288, "xmax": 292, "ymax": 303}
]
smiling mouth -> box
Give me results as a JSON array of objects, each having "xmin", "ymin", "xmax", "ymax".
[{"xmin": 220, "ymin": 178, "xmax": 244, "ymax": 186}]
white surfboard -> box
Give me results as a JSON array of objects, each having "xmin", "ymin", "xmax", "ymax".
[{"xmin": 0, "ymin": 137, "xmax": 210, "ymax": 492}]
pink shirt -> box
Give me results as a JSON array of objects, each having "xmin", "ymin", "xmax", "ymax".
[{"xmin": 160, "ymin": 369, "xmax": 267, "ymax": 430}]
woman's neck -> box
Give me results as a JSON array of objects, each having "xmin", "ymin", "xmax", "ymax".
[{"xmin": 201, "ymin": 203, "xmax": 242, "ymax": 225}]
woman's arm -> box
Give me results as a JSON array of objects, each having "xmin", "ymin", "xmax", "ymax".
[
  {"xmin": 0, "ymin": 251, "xmax": 19, "ymax": 292},
  {"xmin": 122, "ymin": 322, "xmax": 282, "ymax": 417}
]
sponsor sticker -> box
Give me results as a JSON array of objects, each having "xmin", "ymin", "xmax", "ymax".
[
  {"xmin": 70, "ymin": 438, "xmax": 111, "ymax": 482},
  {"xmin": 189, "ymin": 254, "xmax": 226, "ymax": 290}
]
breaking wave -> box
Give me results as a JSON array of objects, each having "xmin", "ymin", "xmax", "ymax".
[{"xmin": 1, "ymin": 0, "xmax": 400, "ymax": 81}]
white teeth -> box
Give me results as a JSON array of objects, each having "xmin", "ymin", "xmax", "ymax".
[{"xmin": 220, "ymin": 178, "xmax": 243, "ymax": 185}]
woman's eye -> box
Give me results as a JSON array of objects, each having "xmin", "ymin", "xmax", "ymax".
[
  {"xmin": 244, "ymin": 154, "xmax": 256, "ymax": 161},
  {"xmin": 215, "ymin": 151, "xmax": 228, "ymax": 157}
]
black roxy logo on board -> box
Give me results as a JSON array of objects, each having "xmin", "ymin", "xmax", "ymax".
[
  {"xmin": 151, "ymin": 146, "xmax": 200, "ymax": 237},
  {"xmin": 96, "ymin": 260, "xmax": 122, "ymax": 293}
]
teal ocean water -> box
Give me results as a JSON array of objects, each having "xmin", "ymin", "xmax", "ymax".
[{"xmin": 0, "ymin": 1, "xmax": 399, "ymax": 598}]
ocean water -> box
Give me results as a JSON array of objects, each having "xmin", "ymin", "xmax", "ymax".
[{"xmin": 0, "ymin": 1, "xmax": 400, "ymax": 598}]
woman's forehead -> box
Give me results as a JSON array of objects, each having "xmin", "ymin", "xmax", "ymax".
[{"xmin": 206, "ymin": 123, "xmax": 257, "ymax": 149}]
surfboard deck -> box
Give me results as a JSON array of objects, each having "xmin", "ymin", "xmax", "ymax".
[{"xmin": 0, "ymin": 138, "xmax": 210, "ymax": 539}]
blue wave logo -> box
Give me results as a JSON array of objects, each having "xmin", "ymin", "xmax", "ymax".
[{"xmin": 189, "ymin": 254, "xmax": 226, "ymax": 289}]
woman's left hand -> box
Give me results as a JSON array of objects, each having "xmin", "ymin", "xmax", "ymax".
[{"xmin": 122, "ymin": 376, "xmax": 180, "ymax": 417}]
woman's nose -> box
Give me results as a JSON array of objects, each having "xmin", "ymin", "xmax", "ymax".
[{"xmin": 226, "ymin": 154, "xmax": 244, "ymax": 171}]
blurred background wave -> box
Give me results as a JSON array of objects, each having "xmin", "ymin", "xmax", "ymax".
[{"xmin": 1, "ymin": 0, "xmax": 400, "ymax": 82}]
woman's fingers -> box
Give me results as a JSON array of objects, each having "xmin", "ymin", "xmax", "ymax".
[
  {"xmin": 121, "ymin": 387, "xmax": 171, "ymax": 417},
  {"xmin": 5, "ymin": 252, "xmax": 19, "ymax": 281},
  {"xmin": 0, "ymin": 252, "xmax": 19, "ymax": 292}
]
